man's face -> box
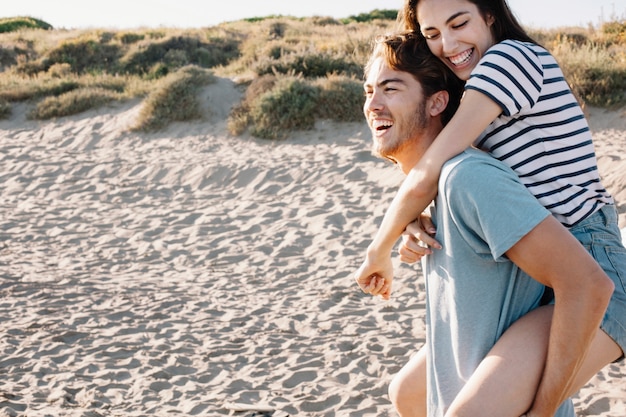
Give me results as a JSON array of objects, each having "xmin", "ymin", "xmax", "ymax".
[{"xmin": 363, "ymin": 57, "xmax": 430, "ymax": 167}]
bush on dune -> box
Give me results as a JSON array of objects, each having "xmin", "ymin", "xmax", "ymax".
[
  {"xmin": 45, "ymin": 36, "xmax": 123, "ymax": 74},
  {"xmin": 314, "ymin": 75, "xmax": 364, "ymax": 122},
  {"xmin": 254, "ymin": 51, "xmax": 363, "ymax": 78},
  {"xmin": 0, "ymin": 98, "xmax": 11, "ymax": 119},
  {"xmin": 228, "ymin": 73, "xmax": 364, "ymax": 139},
  {"xmin": 248, "ymin": 76, "xmax": 319, "ymax": 140},
  {"xmin": 132, "ymin": 65, "xmax": 216, "ymax": 132},
  {"xmin": 28, "ymin": 87, "xmax": 119, "ymax": 120},
  {"xmin": 0, "ymin": 16, "xmax": 52, "ymax": 33},
  {"xmin": 120, "ymin": 35, "xmax": 240, "ymax": 77}
]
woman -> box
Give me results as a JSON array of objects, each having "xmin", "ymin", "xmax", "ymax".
[{"xmin": 355, "ymin": 0, "xmax": 626, "ymax": 416}]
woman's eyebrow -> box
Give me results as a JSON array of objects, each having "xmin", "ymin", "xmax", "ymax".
[{"xmin": 422, "ymin": 11, "xmax": 470, "ymax": 31}]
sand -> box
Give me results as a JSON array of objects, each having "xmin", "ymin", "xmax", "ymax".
[{"xmin": 0, "ymin": 77, "xmax": 624, "ymax": 416}]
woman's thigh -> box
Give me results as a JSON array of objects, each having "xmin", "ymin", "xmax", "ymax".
[
  {"xmin": 445, "ymin": 305, "xmax": 621, "ymax": 417},
  {"xmin": 446, "ymin": 306, "xmax": 552, "ymax": 417}
]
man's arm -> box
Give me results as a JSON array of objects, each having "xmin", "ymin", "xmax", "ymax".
[
  {"xmin": 505, "ymin": 215, "xmax": 614, "ymax": 417},
  {"xmin": 354, "ymin": 90, "xmax": 502, "ymax": 298}
]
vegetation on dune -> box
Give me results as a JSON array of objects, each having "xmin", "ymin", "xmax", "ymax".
[
  {"xmin": 0, "ymin": 97, "xmax": 10, "ymax": 118},
  {"xmin": 132, "ymin": 65, "xmax": 216, "ymax": 132},
  {"xmin": 0, "ymin": 16, "xmax": 52, "ymax": 33},
  {"xmin": 0, "ymin": 12, "xmax": 624, "ymax": 139},
  {"xmin": 29, "ymin": 86, "xmax": 119, "ymax": 120}
]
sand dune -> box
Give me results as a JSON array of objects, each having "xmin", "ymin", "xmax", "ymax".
[{"xmin": 0, "ymin": 77, "xmax": 624, "ymax": 416}]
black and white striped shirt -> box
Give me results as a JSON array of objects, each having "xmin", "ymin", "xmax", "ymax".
[{"xmin": 466, "ymin": 39, "xmax": 613, "ymax": 227}]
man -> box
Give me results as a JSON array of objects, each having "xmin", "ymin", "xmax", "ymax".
[{"xmin": 357, "ymin": 32, "xmax": 614, "ymax": 417}]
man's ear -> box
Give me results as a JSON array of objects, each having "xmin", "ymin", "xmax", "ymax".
[{"xmin": 428, "ymin": 90, "xmax": 449, "ymax": 117}]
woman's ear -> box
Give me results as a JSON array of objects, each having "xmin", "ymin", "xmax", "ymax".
[{"xmin": 428, "ymin": 90, "xmax": 449, "ymax": 117}]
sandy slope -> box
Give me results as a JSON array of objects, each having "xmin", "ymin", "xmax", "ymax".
[{"xmin": 0, "ymin": 77, "xmax": 624, "ymax": 416}]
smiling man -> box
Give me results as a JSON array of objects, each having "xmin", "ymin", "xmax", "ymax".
[{"xmin": 356, "ymin": 31, "xmax": 613, "ymax": 417}]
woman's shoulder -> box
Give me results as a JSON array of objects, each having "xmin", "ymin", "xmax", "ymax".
[
  {"xmin": 482, "ymin": 39, "xmax": 550, "ymax": 73},
  {"xmin": 490, "ymin": 39, "xmax": 545, "ymax": 53},
  {"xmin": 490, "ymin": 39, "xmax": 552, "ymax": 58}
]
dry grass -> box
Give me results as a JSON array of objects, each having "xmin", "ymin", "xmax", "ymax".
[{"xmin": 0, "ymin": 12, "xmax": 624, "ymax": 136}]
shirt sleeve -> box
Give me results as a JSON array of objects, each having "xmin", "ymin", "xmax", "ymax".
[
  {"xmin": 465, "ymin": 40, "xmax": 543, "ymax": 117},
  {"xmin": 442, "ymin": 152, "xmax": 550, "ymax": 261}
]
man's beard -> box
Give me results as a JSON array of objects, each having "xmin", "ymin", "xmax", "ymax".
[{"xmin": 373, "ymin": 101, "xmax": 429, "ymax": 162}]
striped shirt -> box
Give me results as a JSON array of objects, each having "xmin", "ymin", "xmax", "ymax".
[{"xmin": 466, "ymin": 39, "xmax": 613, "ymax": 227}]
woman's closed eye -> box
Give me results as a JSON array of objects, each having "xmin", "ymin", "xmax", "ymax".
[{"xmin": 452, "ymin": 20, "xmax": 469, "ymax": 29}]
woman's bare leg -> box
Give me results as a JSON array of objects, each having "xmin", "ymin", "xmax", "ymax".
[
  {"xmin": 445, "ymin": 305, "xmax": 622, "ymax": 417},
  {"xmin": 389, "ymin": 346, "xmax": 428, "ymax": 417}
]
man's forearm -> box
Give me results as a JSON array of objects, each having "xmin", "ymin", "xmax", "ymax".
[
  {"xmin": 530, "ymin": 279, "xmax": 613, "ymax": 416},
  {"xmin": 505, "ymin": 216, "xmax": 615, "ymax": 417},
  {"xmin": 369, "ymin": 163, "xmax": 438, "ymax": 255}
]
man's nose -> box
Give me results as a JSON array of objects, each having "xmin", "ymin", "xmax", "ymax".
[{"xmin": 365, "ymin": 91, "xmax": 384, "ymax": 112}]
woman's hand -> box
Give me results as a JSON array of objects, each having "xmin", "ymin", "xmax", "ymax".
[
  {"xmin": 354, "ymin": 250, "xmax": 394, "ymax": 300},
  {"xmin": 399, "ymin": 214, "xmax": 441, "ymax": 263}
]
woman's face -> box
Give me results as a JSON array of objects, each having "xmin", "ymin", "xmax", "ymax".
[{"xmin": 417, "ymin": 0, "xmax": 496, "ymax": 80}]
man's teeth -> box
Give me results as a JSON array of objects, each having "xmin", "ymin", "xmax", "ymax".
[
  {"xmin": 374, "ymin": 120, "xmax": 393, "ymax": 130},
  {"xmin": 450, "ymin": 49, "xmax": 472, "ymax": 66}
]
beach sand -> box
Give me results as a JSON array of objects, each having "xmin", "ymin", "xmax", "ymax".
[{"xmin": 0, "ymin": 77, "xmax": 624, "ymax": 416}]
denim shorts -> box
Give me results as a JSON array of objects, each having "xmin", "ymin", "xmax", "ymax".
[{"xmin": 570, "ymin": 204, "xmax": 626, "ymax": 361}]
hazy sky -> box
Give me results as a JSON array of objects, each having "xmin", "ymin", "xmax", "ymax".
[{"xmin": 2, "ymin": 0, "xmax": 624, "ymax": 30}]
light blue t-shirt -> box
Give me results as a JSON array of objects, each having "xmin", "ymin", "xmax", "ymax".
[{"xmin": 423, "ymin": 149, "xmax": 574, "ymax": 416}]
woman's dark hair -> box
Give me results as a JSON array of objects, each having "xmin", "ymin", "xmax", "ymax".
[
  {"xmin": 365, "ymin": 31, "xmax": 465, "ymax": 126},
  {"xmin": 398, "ymin": 0, "xmax": 536, "ymax": 44}
]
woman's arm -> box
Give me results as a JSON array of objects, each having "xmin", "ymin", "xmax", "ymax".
[{"xmin": 355, "ymin": 90, "xmax": 502, "ymax": 298}]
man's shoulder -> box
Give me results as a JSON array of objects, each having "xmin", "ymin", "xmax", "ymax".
[
  {"xmin": 441, "ymin": 149, "xmax": 522, "ymax": 195},
  {"xmin": 442, "ymin": 149, "xmax": 507, "ymax": 178}
]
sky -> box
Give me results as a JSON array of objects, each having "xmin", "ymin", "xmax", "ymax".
[{"xmin": 1, "ymin": 0, "xmax": 624, "ymax": 30}]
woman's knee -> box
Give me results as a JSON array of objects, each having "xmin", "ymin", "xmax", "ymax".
[
  {"xmin": 388, "ymin": 370, "xmax": 422, "ymax": 403},
  {"xmin": 389, "ymin": 373, "xmax": 426, "ymax": 416},
  {"xmin": 389, "ymin": 350, "xmax": 427, "ymax": 417}
]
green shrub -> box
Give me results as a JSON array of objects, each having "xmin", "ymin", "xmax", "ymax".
[
  {"xmin": 248, "ymin": 76, "xmax": 320, "ymax": 139},
  {"xmin": 254, "ymin": 51, "xmax": 362, "ymax": 78},
  {"xmin": 117, "ymin": 32, "xmax": 145, "ymax": 44},
  {"xmin": 0, "ymin": 16, "xmax": 52, "ymax": 33},
  {"xmin": 0, "ymin": 46, "xmax": 17, "ymax": 69},
  {"xmin": 132, "ymin": 65, "xmax": 215, "ymax": 131},
  {"xmin": 341, "ymin": 9, "xmax": 398, "ymax": 23},
  {"xmin": 121, "ymin": 35, "xmax": 240, "ymax": 76},
  {"xmin": 269, "ymin": 22, "xmax": 287, "ymax": 39},
  {"xmin": 46, "ymin": 37, "xmax": 122, "ymax": 74},
  {"xmin": 602, "ymin": 19, "xmax": 626, "ymax": 35},
  {"xmin": 15, "ymin": 58, "xmax": 49, "ymax": 76},
  {"xmin": 227, "ymin": 74, "xmax": 277, "ymax": 135},
  {"xmin": 243, "ymin": 15, "xmax": 287, "ymax": 24},
  {"xmin": 315, "ymin": 75, "xmax": 364, "ymax": 122},
  {"xmin": 47, "ymin": 62, "xmax": 72, "ymax": 77},
  {"xmin": 601, "ymin": 19, "xmax": 626, "ymax": 44},
  {"xmin": 310, "ymin": 16, "xmax": 342, "ymax": 27},
  {"xmin": 29, "ymin": 87, "xmax": 118, "ymax": 120},
  {"xmin": 0, "ymin": 78, "xmax": 80, "ymax": 102},
  {"xmin": 0, "ymin": 98, "xmax": 11, "ymax": 119}
]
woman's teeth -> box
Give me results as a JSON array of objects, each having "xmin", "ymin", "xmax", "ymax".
[{"xmin": 449, "ymin": 49, "xmax": 473, "ymax": 66}]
